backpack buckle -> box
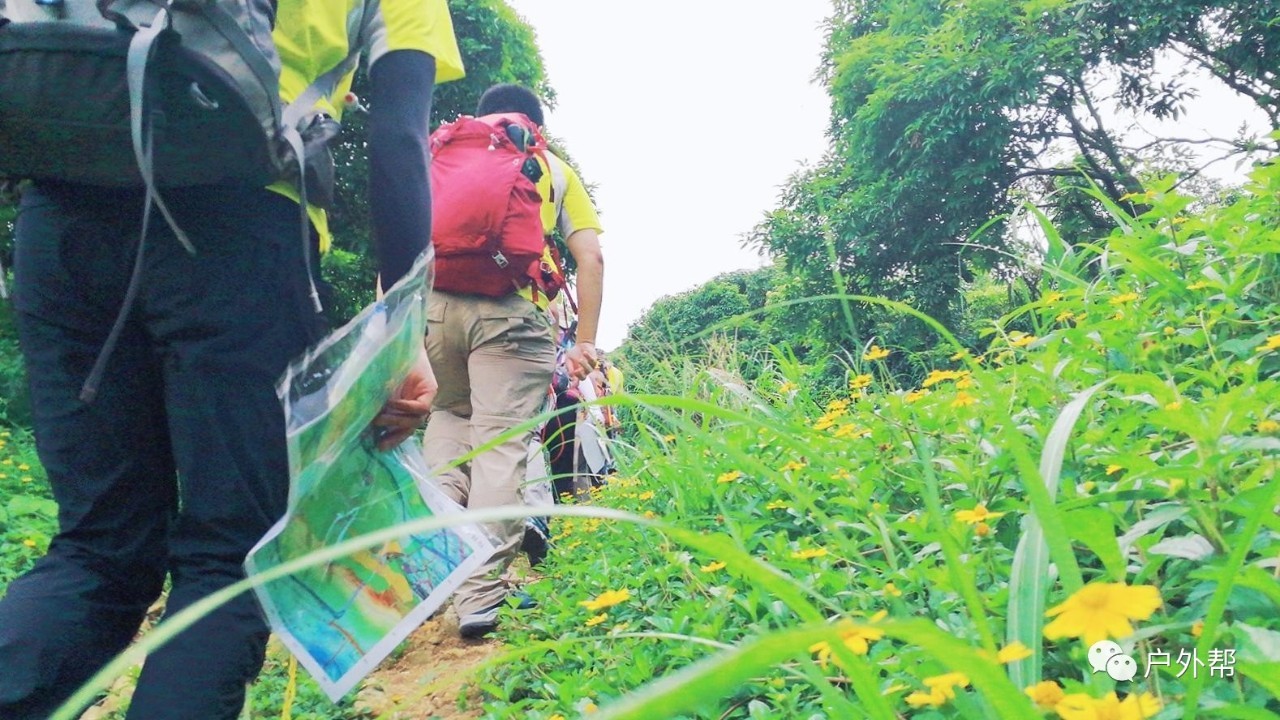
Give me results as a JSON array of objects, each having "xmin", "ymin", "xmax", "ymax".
[{"xmin": 492, "ymin": 251, "xmax": 509, "ymax": 268}]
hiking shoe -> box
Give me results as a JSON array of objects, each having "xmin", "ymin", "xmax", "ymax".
[
  {"xmin": 521, "ymin": 518, "xmax": 550, "ymax": 567},
  {"xmin": 458, "ymin": 592, "xmax": 537, "ymax": 639}
]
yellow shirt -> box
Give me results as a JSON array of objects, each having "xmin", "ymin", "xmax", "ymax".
[
  {"xmin": 269, "ymin": 0, "xmax": 465, "ymax": 251},
  {"xmin": 516, "ymin": 151, "xmax": 603, "ymax": 307}
]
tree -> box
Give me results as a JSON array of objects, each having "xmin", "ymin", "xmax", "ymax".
[
  {"xmin": 751, "ymin": 0, "xmax": 1278, "ymax": 356},
  {"xmin": 614, "ymin": 267, "xmax": 793, "ymax": 391}
]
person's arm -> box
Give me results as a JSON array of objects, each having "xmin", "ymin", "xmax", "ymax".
[
  {"xmin": 367, "ymin": 50, "xmax": 436, "ymax": 285},
  {"xmin": 367, "ymin": 49, "xmax": 439, "ymax": 449},
  {"xmin": 563, "ymin": 227, "xmax": 604, "ymax": 379}
]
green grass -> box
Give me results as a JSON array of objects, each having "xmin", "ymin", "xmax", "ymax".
[{"xmin": 4, "ymin": 159, "xmax": 1280, "ymax": 719}]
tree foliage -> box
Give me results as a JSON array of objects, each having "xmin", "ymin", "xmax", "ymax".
[{"xmin": 750, "ymin": 0, "xmax": 1278, "ymax": 362}]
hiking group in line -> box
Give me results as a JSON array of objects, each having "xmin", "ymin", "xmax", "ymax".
[{"xmin": 0, "ymin": 1, "xmax": 612, "ymax": 716}]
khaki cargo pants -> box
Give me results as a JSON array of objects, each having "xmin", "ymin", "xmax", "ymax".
[{"xmin": 423, "ymin": 291, "xmax": 555, "ymax": 618}]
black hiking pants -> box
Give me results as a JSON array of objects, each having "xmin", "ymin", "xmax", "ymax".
[{"xmin": 0, "ymin": 183, "xmax": 326, "ymax": 720}]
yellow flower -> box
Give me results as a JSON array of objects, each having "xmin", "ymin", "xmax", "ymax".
[
  {"xmin": 549, "ymin": 715, "xmax": 566, "ymax": 720},
  {"xmin": 580, "ymin": 588, "xmax": 632, "ymax": 612},
  {"xmin": 642, "ymin": 510, "xmax": 656, "ymax": 519},
  {"xmin": 956, "ymin": 376, "xmax": 974, "ymax": 389},
  {"xmin": 1191, "ymin": 620, "xmax": 1204, "ymax": 638},
  {"xmin": 1, "ymin": 459, "xmax": 11, "ymax": 466},
  {"xmin": 780, "ymin": 461, "xmax": 806, "ymax": 473},
  {"xmin": 1056, "ymin": 311, "xmax": 1076, "ymax": 323},
  {"xmin": 583, "ymin": 702, "xmax": 598, "ymax": 714},
  {"xmin": 1044, "ymin": 582, "xmax": 1163, "ymax": 645},
  {"xmin": 827, "ymin": 398, "xmax": 850, "ymax": 413},
  {"xmin": 1055, "ymin": 691, "xmax": 1161, "ymax": 720},
  {"xmin": 954, "ymin": 504, "xmax": 1004, "ymax": 525},
  {"xmin": 863, "ymin": 345, "xmax": 891, "ymax": 361},
  {"xmin": 1105, "ymin": 464, "xmax": 1123, "ymax": 476},
  {"xmin": 1009, "ymin": 332, "xmax": 1037, "ymax": 348},
  {"xmin": 907, "ymin": 673, "xmax": 970, "ymax": 707},
  {"xmin": 834, "ymin": 424, "xmax": 871, "ymax": 439},
  {"xmin": 716, "ymin": 470, "xmax": 742, "ymax": 484},
  {"xmin": 1257, "ymin": 334, "xmax": 1280, "ymax": 352},
  {"xmin": 765, "ymin": 499, "xmax": 788, "ymax": 511},
  {"xmin": 778, "ymin": 381, "xmax": 798, "ymax": 393},
  {"xmin": 1109, "ymin": 292, "xmax": 1140, "ymax": 305},
  {"xmin": 638, "ymin": 490, "xmax": 655, "ymax": 501},
  {"xmin": 997, "ymin": 642, "xmax": 1033, "ymax": 664},
  {"xmin": 905, "ymin": 389, "xmax": 929, "ymax": 403},
  {"xmin": 807, "ymin": 621, "xmax": 884, "ymax": 665},
  {"xmin": 662, "ymin": 434, "xmax": 676, "ymax": 443},
  {"xmin": 849, "ymin": 373, "xmax": 873, "ymax": 390},
  {"xmin": 906, "ymin": 690, "xmax": 945, "ymax": 708},
  {"xmin": 1164, "ymin": 400, "xmax": 1182, "ymax": 411},
  {"xmin": 922, "ymin": 369, "xmax": 963, "ymax": 387},
  {"xmin": 883, "ymin": 582, "xmax": 902, "ymax": 598},
  {"xmin": 585, "ymin": 613, "xmax": 608, "ymax": 627},
  {"xmin": 951, "ymin": 391, "xmax": 977, "ymax": 408},
  {"xmin": 1025, "ymin": 681, "xmax": 1064, "ymax": 710},
  {"xmin": 17, "ymin": 463, "xmax": 29, "ymax": 471},
  {"xmin": 1186, "ymin": 280, "xmax": 1209, "ymax": 291},
  {"xmin": 700, "ymin": 561, "xmax": 726, "ymax": 573},
  {"xmin": 950, "ymin": 349, "xmax": 970, "ymax": 361},
  {"xmin": 1258, "ymin": 420, "xmax": 1280, "ymax": 433},
  {"xmin": 23, "ymin": 539, "xmax": 37, "ymax": 548},
  {"xmin": 791, "ymin": 547, "xmax": 828, "ymax": 560},
  {"xmin": 1043, "ymin": 291, "xmax": 1065, "ymax": 304},
  {"xmin": 974, "ymin": 522, "xmax": 992, "ymax": 537},
  {"xmin": 1163, "ymin": 326, "xmax": 1176, "ymax": 336}
]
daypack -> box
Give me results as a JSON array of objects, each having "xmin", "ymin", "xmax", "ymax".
[
  {"xmin": 0, "ymin": 0, "xmax": 360, "ymax": 401},
  {"xmin": 0, "ymin": 0, "xmax": 354, "ymax": 214},
  {"xmin": 429, "ymin": 112, "xmax": 569, "ymax": 299}
]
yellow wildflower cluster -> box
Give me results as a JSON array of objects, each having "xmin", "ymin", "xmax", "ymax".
[
  {"xmin": 863, "ymin": 345, "xmax": 891, "ymax": 361},
  {"xmin": 922, "ymin": 369, "xmax": 969, "ymax": 388},
  {"xmin": 716, "ymin": 470, "xmax": 742, "ymax": 484},
  {"xmin": 808, "ymin": 619, "xmax": 884, "ymax": 666},
  {"xmin": 1044, "ymin": 582, "xmax": 1162, "ymax": 645},
  {"xmin": 791, "ymin": 547, "xmax": 828, "ymax": 560},
  {"xmin": 1055, "ymin": 691, "xmax": 1161, "ymax": 720},
  {"xmin": 906, "ymin": 672, "xmax": 970, "ymax": 708},
  {"xmin": 580, "ymin": 588, "xmax": 631, "ymax": 612},
  {"xmin": 849, "ymin": 373, "xmax": 873, "ymax": 391},
  {"xmin": 955, "ymin": 504, "xmax": 1004, "ymax": 525}
]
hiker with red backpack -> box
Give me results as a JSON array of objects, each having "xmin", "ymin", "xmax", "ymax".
[
  {"xmin": 0, "ymin": 1, "xmax": 462, "ymax": 717},
  {"xmin": 424, "ymin": 84, "xmax": 605, "ymax": 639}
]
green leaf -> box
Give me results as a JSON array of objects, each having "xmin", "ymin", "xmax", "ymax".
[
  {"xmin": 1065, "ymin": 507, "xmax": 1125, "ymax": 580},
  {"xmin": 1237, "ymin": 662, "xmax": 1280, "ymax": 701}
]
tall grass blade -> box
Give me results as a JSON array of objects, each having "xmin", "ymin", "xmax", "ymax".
[{"xmin": 1007, "ymin": 380, "xmax": 1109, "ymax": 687}]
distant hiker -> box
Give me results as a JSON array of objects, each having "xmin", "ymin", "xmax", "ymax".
[
  {"xmin": 0, "ymin": 1, "xmax": 462, "ymax": 716},
  {"xmin": 424, "ymin": 83, "xmax": 605, "ymax": 638}
]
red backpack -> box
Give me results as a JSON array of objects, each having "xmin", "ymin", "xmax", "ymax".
[{"xmin": 428, "ymin": 112, "xmax": 567, "ymax": 299}]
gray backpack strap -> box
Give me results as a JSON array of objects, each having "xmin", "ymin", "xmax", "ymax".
[
  {"xmin": 547, "ymin": 153, "xmax": 568, "ymax": 212},
  {"xmin": 126, "ymin": 5, "xmax": 195, "ymax": 253}
]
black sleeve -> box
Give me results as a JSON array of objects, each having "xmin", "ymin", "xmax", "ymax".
[{"xmin": 367, "ymin": 50, "xmax": 436, "ymax": 287}]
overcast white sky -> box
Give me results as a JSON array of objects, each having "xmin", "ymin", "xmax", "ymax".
[{"xmin": 504, "ymin": 0, "xmax": 834, "ymax": 349}]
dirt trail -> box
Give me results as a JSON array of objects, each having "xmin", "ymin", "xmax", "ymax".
[{"xmin": 354, "ymin": 608, "xmax": 505, "ymax": 720}]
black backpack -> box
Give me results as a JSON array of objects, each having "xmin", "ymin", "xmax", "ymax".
[{"xmin": 0, "ymin": 0, "xmax": 357, "ymax": 220}]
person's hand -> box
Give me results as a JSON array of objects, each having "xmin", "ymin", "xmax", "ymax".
[
  {"xmin": 372, "ymin": 344, "xmax": 438, "ymax": 450},
  {"xmin": 563, "ymin": 341, "xmax": 598, "ymax": 381}
]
